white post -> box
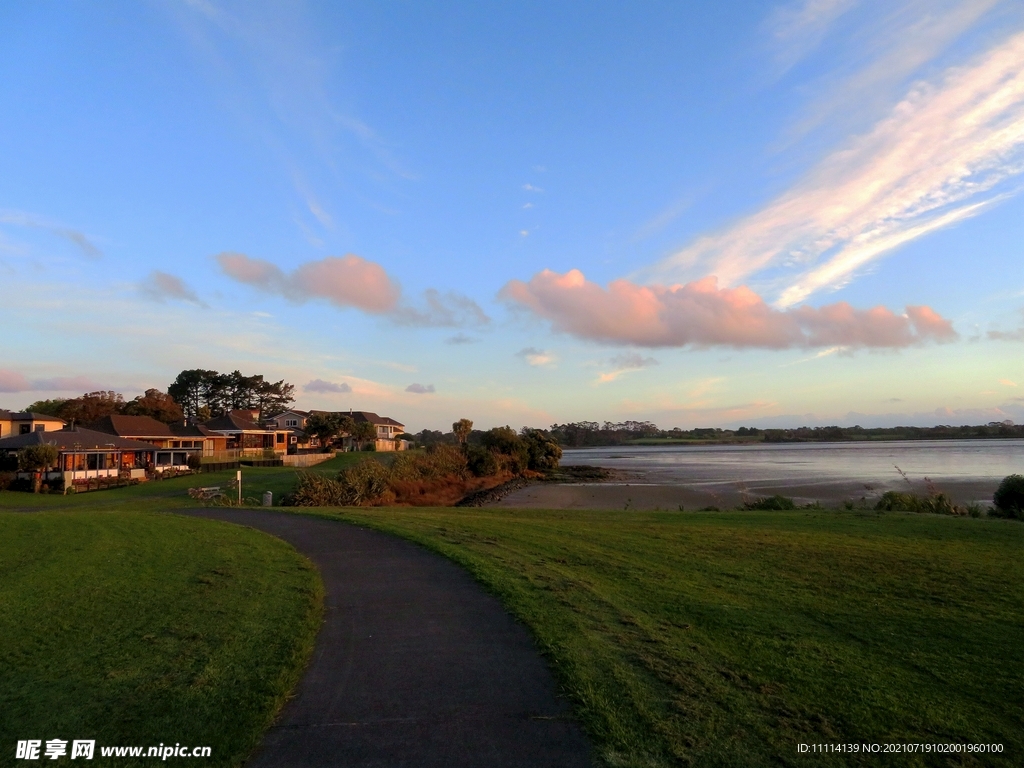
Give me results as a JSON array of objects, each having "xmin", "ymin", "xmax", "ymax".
[{"xmin": 237, "ymin": 469, "xmax": 242, "ymax": 506}]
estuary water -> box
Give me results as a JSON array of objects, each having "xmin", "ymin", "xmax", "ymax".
[{"xmin": 500, "ymin": 439, "xmax": 1024, "ymax": 509}]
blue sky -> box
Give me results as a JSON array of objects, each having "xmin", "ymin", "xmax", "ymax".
[{"xmin": 2, "ymin": 0, "xmax": 1023, "ymax": 431}]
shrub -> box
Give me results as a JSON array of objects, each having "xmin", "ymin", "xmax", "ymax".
[
  {"xmin": 466, "ymin": 446, "xmax": 500, "ymax": 478},
  {"xmin": 743, "ymin": 495, "xmax": 796, "ymax": 511},
  {"xmin": 993, "ymin": 474, "xmax": 1024, "ymax": 519},
  {"xmin": 0, "ymin": 471, "xmax": 16, "ymax": 491},
  {"xmin": 289, "ymin": 471, "xmax": 349, "ymax": 506},
  {"xmin": 18, "ymin": 444, "xmax": 59, "ymax": 472},
  {"xmin": 335, "ymin": 459, "xmax": 395, "ymax": 505},
  {"xmin": 875, "ymin": 491, "xmax": 921, "ymax": 512},
  {"xmin": 481, "ymin": 427, "xmax": 529, "ymax": 474},
  {"xmin": 875, "ymin": 490, "xmax": 964, "ymax": 515},
  {"xmin": 186, "ymin": 453, "xmax": 203, "ymax": 471},
  {"xmin": 521, "ymin": 428, "xmax": 562, "ymax": 470}
]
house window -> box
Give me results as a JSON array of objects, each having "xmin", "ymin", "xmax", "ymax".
[
  {"xmin": 35, "ymin": 424, "xmax": 46, "ymax": 432},
  {"xmin": 19, "ymin": 424, "xmax": 30, "ymax": 434},
  {"xmin": 286, "ymin": 419, "xmax": 298, "ymax": 427},
  {"xmin": 276, "ymin": 433, "xmax": 285, "ymax": 444}
]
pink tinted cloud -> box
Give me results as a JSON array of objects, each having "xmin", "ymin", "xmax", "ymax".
[
  {"xmin": 217, "ymin": 252, "xmax": 400, "ymax": 313},
  {"xmin": 500, "ymin": 269, "xmax": 957, "ymax": 349},
  {"xmin": 0, "ymin": 370, "xmax": 30, "ymax": 393},
  {"xmin": 0, "ymin": 371, "xmax": 102, "ymax": 393}
]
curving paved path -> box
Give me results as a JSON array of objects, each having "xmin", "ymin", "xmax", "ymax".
[{"xmin": 179, "ymin": 509, "xmax": 593, "ymax": 768}]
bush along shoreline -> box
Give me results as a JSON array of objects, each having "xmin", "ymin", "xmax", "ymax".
[{"xmin": 285, "ymin": 426, "xmax": 562, "ymax": 507}]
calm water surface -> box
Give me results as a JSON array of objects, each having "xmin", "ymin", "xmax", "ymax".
[{"xmin": 562, "ymin": 440, "xmax": 1024, "ymax": 490}]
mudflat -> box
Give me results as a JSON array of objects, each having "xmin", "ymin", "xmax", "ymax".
[
  {"xmin": 497, "ymin": 476, "xmax": 1000, "ymax": 510},
  {"xmin": 499, "ymin": 440, "xmax": 1023, "ymax": 509}
]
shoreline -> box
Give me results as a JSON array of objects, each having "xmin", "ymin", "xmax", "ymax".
[{"xmin": 494, "ymin": 467, "xmax": 1001, "ymax": 511}]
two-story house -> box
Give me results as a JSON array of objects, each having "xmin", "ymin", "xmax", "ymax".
[{"xmin": 0, "ymin": 410, "xmax": 66, "ymax": 438}]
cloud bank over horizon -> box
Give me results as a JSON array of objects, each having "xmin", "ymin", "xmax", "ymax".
[
  {"xmin": 0, "ymin": 370, "xmax": 106, "ymax": 394},
  {"xmin": 502, "ymin": 269, "xmax": 957, "ymax": 349}
]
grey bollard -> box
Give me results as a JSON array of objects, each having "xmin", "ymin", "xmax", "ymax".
[{"xmin": 262, "ymin": 491, "xmax": 273, "ymax": 507}]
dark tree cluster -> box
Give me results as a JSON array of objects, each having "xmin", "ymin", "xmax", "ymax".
[
  {"xmin": 168, "ymin": 369, "xmax": 295, "ymax": 421},
  {"xmin": 304, "ymin": 412, "xmax": 376, "ymax": 449},
  {"xmin": 24, "ymin": 389, "xmax": 184, "ymax": 425},
  {"xmin": 761, "ymin": 422, "xmax": 1024, "ymax": 442},
  {"xmin": 548, "ymin": 420, "xmax": 660, "ymax": 446}
]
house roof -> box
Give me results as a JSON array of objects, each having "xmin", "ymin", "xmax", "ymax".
[
  {"xmin": 202, "ymin": 410, "xmax": 272, "ymax": 433},
  {"xmin": 88, "ymin": 415, "xmax": 174, "ymax": 438},
  {"xmin": 1, "ymin": 411, "xmax": 66, "ymax": 423},
  {"xmin": 351, "ymin": 411, "xmax": 404, "ymax": 428},
  {"xmin": 0, "ymin": 426, "xmax": 158, "ymax": 452},
  {"xmin": 170, "ymin": 423, "xmax": 221, "ymax": 438},
  {"xmin": 273, "ymin": 409, "xmax": 309, "ymax": 419},
  {"xmin": 309, "ymin": 410, "xmax": 405, "ymax": 428}
]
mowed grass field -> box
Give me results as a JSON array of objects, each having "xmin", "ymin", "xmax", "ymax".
[
  {"xmin": 2, "ymin": 466, "xmax": 1022, "ymax": 766},
  {"xmin": 0, "ymin": 510, "xmax": 323, "ymax": 768},
  {"xmin": 306, "ymin": 505, "xmax": 1024, "ymax": 768}
]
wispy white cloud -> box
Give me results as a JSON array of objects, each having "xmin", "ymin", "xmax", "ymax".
[
  {"xmin": 445, "ymin": 333, "xmax": 479, "ymax": 345},
  {"xmin": 140, "ymin": 271, "xmax": 207, "ymax": 307},
  {"xmin": 781, "ymin": 345, "xmax": 848, "ymax": 366},
  {"xmin": 169, "ymin": 0, "xmax": 415, "ymax": 232},
  {"xmin": 988, "ymin": 308, "xmax": 1024, "ymax": 340},
  {"xmin": 649, "ymin": 28, "xmax": 1024, "ymax": 306},
  {"xmin": 632, "ymin": 195, "xmax": 694, "ymax": 241},
  {"xmin": 305, "ymin": 378, "xmax": 352, "ymax": 394},
  {"xmin": 596, "ymin": 353, "xmax": 659, "ymax": 384},
  {"xmin": 764, "ymin": 0, "xmax": 859, "ymax": 74},
  {"xmin": 0, "ymin": 210, "xmax": 102, "ymax": 259},
  {"xmin": 391, "ymin": 289, "xmax": 491, "ymax": 329},
  {"xmin": 522, "ymin": 183, "xmax": 544, "ymax": 193},
  {"xmin": 405, "ymin": 383, "xmax": 436, "ymax": 394},
  {"xmin": 785, "ymin": 0, "xmax": 1004, "ymax": 137},
  {"xmin": 515, "ymin": 347, "xmax": 556, "ymax": 367}
]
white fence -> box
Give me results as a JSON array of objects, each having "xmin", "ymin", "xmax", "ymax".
[{"xmin": 282, "ymin": 452, "xmax": 336, "ymax": 468}]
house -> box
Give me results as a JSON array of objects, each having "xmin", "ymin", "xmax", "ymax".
[
  {"xmin": 0, "ymin": 426, "xmax": 157, "ymax": 484},
  {"xmin": 319, "ymin": 410, "xmax": 406, "ymax": 452},
  {"xmin": 0, "ymin": 410, "xmax": 66, "ymax": 438},
  {"xmin": 263, "ymin": 409, "xmax": 313, "ymax": 452},
  {"xmin": 202, "ymin": 410, "xmax": 290, "ymax": 456},
  {"xmin": 264, "ymin": 409, "xmax": 310, "ymax": 431},
  {"xmin": 87, "ymin": 415, "xmax": 228, "ymax": 470}
]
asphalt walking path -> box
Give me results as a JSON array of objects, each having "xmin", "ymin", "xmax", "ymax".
[{"xmin": 179, "ymin": 508, "xmax": 593, "ymax": 768}]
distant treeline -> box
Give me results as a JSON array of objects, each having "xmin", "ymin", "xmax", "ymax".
[
  {"xmin": 412, "ymin": 420, "xmax": 1024, "ymax": 448},
  {"xmin": 758, "ymin": 422, "xmax": 1024, "ymax": 443}
]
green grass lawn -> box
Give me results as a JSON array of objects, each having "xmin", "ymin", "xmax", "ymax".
[
  {"xmin": 305, "ymin": 450, "xmax": 399, "ymax": 473},
  {"xmin": 3, "ymin": 470, "xmax": 1022, "ymax": 766},
  {"xmin": 0, "ymin": 510, "xmax": 323, "ymax": 768},
  {"xmin": 289, "ymin": 505, "xmax": 1024, "ymax": 768}
]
